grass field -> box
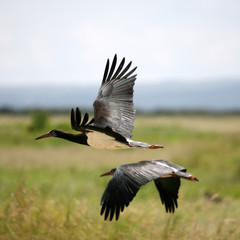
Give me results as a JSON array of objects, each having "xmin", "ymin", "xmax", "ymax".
[{"xmin": 0, "ymin": 113, "xmax": 240, "ymax": 239}]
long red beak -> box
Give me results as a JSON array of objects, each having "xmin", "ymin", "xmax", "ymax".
[{"xmin": 35, "ymin": 132, "xmax": 51, "ymax": 140}]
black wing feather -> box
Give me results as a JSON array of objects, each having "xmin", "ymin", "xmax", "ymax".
[
  {"xmin": 154, "ymin": 177, "xmax": 180, "ymax": 213},
  {"xmin": 122, "ymin": 66, "xmax": 137, "ymax": 79},
  {"xmin": 100, "ymin": 161, "xmax": 160, "ymax": 221},
  {"xmin": 116, "ymin": 61, "xmax": 132, "ymax": 79},
  {"xmin": 100, "ymin": 171, "xmax": 141, "ymax": 221},
  {"xmin": 88, "ymin": 118, "xmax": 95, "ymax": 125},
  {"xmin": 81, "ymin": 113, "xmax": 89, "ymax": 126},
  {"xmin": 111, "ymin": 57, "xmax": 125, "ymax": 80},
  {"xmin": 71, "ymin": 109, "xmax": 76, "ymax": 129},
  {"xmin": 76, "ymin": 107, "xmax": 81, "ymax": 126},
  {"xmin": 93, "ymin": 55, "xmax": 137, "ymax": 139},
  {"xmin": 100, "ymin": 160, "xmax": 193, "ymax": 221},
  {"xmin": 102, "ymin": 59, "xmax": 109, "ymax": 85},
  {"xmin": 106, "ymin": 54, "xmax": 117, "ymax": 82},
  {"xmin": 71, "ymin": 108, "xmax": 94, "ymax": 131}
]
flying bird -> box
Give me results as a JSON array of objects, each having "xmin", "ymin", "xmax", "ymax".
[
  {"xmin": 100, "ymin": 159, "xmax": 199, "ymax": 221},
  {"xmin": 35, "ymin": 55, "xmax": 163, "ymax": 149}
]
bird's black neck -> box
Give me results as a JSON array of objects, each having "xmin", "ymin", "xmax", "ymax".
[{"xmin": 55, "ymin": 130, "xmax": 89, "ymax": 146}]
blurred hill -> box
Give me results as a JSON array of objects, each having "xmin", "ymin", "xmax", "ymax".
[{"xmin": 1, "ymin": 80, "xmax": 240, "ymax": 112}]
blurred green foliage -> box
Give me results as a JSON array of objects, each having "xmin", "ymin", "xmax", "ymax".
[{"xmin": 28, "ymin": 110, "xmax": 49, "ymax": 132}]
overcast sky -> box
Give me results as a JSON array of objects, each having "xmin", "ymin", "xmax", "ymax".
[{"xmin": 1, "ymin": 0, "xmax": 240, "ymax": 87}]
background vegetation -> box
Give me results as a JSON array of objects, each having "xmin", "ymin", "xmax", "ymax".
[{"xmin": 0, "ymin": 112, "xmax": 239, "ymax": 239}]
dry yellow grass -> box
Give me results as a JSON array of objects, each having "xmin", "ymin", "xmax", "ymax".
[
  {"xmin": 135, "ymin": 115, "xmax": 240, "ymax": 133},
  {"xmin": 0, "ymin": 114, "xmax": 240, "ymax": 239}
]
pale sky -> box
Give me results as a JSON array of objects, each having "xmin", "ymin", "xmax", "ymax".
[{"xmin": 1, "ymin": 0, "xmax": 240, "ymax": 87}]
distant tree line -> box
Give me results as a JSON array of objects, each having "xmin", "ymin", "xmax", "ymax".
[{"xmin": 1, "ymin": 107, "xmax": 240, "ymax": 116}]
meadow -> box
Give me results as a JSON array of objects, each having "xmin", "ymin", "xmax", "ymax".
[{"xmin": 0, "ymin": 113, "xmax": 240, "ymax": 240}]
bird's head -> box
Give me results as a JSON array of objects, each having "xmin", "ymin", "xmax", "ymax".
[
  {"xmin": 100, "ymin": 168, "xmax": 116, "ymax": 177},
  {"xmin": 35, "ymin": 129, "xmax": 58, "ymax": 140}
]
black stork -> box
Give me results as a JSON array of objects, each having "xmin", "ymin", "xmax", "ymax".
[
  {"xmin": 35, "ymin": 55, "xmax": 163, "ymax": 149},
  {"xmin": 100, "ymin": 159, "xmax": 199, "ymax": 221}
]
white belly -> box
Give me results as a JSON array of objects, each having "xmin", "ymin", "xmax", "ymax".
[{"xmin": 86, "ymin": 131, "xmax": 129, "ymax": 149}]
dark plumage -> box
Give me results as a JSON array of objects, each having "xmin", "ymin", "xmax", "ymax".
[
  {"xmin": 100, "ymin": 159, "xmax": 199, "ymax": 221},
  {"xmin": 35, "ymin": 55, "xmax": 163, "ymax": 150}
]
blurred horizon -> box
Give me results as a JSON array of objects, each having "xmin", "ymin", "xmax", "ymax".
[
  {"xmin": 1, "ymin": 1, "xmax": 240, "ymax": 112},
  {"xmin": 1, "ymin": 79, "xmax": 240, "ymax": 112}
]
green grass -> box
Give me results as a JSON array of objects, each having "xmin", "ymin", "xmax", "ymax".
[{"xmin": 0, "ymin": 114, "xmax": 240, "ymax": 239}]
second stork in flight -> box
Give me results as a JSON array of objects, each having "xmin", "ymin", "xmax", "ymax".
[
  {"xmin": 35, "ymin": 55, "xmax": 163, "ymax": 150},
  {"xmin": 100, "ymin": 159, "xmax": 199, "ymax": 221}
]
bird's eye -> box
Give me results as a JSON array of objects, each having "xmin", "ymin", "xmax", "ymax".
[{"xmin": 49, "ymin": 130, "xmax": 54, "ymax": 136}]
